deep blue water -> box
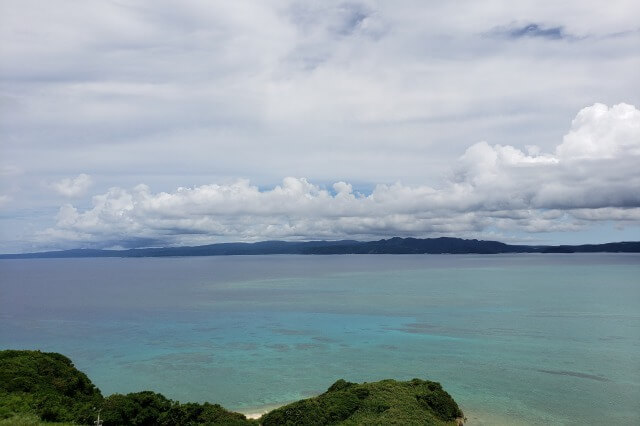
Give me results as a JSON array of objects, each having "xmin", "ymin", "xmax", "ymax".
[{"xmin": 1, "ymin": 254, "xmax": 639, "ymax": 425}]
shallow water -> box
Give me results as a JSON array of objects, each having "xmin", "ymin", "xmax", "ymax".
[{"xmin": 1, "ymin": 254, "xmax": 639, "ymax": 424}]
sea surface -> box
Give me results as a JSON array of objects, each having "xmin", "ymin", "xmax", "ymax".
[{"xmin": 1, "ymin": 254, "xmax": 639, "ymax": 425}]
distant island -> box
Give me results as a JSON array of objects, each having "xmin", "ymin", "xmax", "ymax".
[
  {"xmin": 0, "ymin": 349, "xmax": 464, "ymax": 425},
  {"xmin": 1, "ymin": 237, "xmax": 639, "ymax": 259}
]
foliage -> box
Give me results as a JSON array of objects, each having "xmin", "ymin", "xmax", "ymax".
[
  {"xmin": 1, "ymin": 350, "xmax": 463, "ymax": 425},
  {"xmin": 101, "ymin": 391, "xmax": 172, "ymax": 425},
  {"xmin": 326, "ymin": 379, "xmax": 355, "ymax": 392},
  {"xmin": 100, "ymin": 393, "xmax": 254, "ymax": 426},
  {"xmin": 158, "ymin": 402, "xmax": 257, "ymax": 426},
  {"xmin": 415, "ymin": 381, "xmax": 463, "ymax": 421},
  {"xmin": 0, "ymin": 350, "xmax": 255, "ymax": 425},
  {"xmin": 261, "ymin": 378, "xmax": 462, "ymax": 425},
  {"xmin": 0, "ymin": 350, "xmax": 102, "ymax": 423},
  {"xmin": 0, "ymin": 413, "xmax": 76, "ymax": 425}
]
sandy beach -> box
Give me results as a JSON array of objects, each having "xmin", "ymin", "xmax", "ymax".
[
  {"xmin": 243, "ymin": 411, "xmax": 266, "ymax": 420},
  {"xmin": 239, "ymin": 403, "xmax": 287, "ymax": 420}
]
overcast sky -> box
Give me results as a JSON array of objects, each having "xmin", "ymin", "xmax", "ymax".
[{"xmin": 1, "ymin": 0, "xmax": 639, "ymax": 252}]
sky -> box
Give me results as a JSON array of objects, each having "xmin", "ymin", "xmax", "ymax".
[{"xmin": 1, "ymin": 0, "xmax": 639, "ymax": 253}]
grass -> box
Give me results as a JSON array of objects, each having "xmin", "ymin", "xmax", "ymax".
[{"xmin": 0, "ymin": 413, "xmax": 76, "ymax": 425}]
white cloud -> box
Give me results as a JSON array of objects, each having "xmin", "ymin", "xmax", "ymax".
[
  {"xmin": 37, "ymin": 103, "xmax": 640, "ymax": 248},
  {"xmin": 557, "ymin": 103, "xmax": 640, "ymax": 159},
  {"xmin": 50, "ymin": 174, "xmax": 93, "ymax": 198},
  {"xmin": 1, "ymin": 2, "xmax": 640, "ymax": 250},
  {"xmin": 2, "ymin": 0, "xmax": 639, "ymax": 187}
]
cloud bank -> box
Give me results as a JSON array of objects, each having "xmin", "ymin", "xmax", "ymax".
[
  {"xmin": 40, "ymin": 104, "xmax": 640, "ymax": 249},
  {"xmin": 1, "ymin": 1, "xmax": 639, "ymax": 251}
]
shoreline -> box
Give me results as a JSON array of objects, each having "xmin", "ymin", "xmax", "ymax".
[
  {"xmin": 460, "ymin": 409, "xmax": 531, "ymax": 426},
  {"xmin": 237, "ymin": 402, "xmax": 288, "ymax": 420},
  {"xmin": 243, "ymin": 411, "xmax": 266, "ymax": 420}
]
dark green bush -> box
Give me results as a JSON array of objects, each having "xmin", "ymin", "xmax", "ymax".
[
  {"xmin": 326, "ymin": 379, "xmax": 355, "ymax": 392},
  {"xmin": 158, "ymin": 402, "xmax": 252, "ymax": 425},
  {"xmin": 101, "ymin": 391, "xmax": 172, "ymax": 426},
  {"xmin": 416, "ymin": 388, "xmax": 463, "ymax": 421},
  {"xmin": 263, "ymin": 378, "xmax": 463, "ymax": 425},
  {"xmin": 262, "ymin": 382, "xmax": 368, "ymax": 425},
  {"xmin": 0, "ymin": 350, "xmax": 102, "ymax": 423}
]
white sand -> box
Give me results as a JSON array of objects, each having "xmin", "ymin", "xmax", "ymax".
[
  {"xmin": 244, "ymin": 411, "xmax": 268, "ymax": 420},
  {"xmin": 239, "ymin": 403, "xmax": 287, "ymax": 420}
]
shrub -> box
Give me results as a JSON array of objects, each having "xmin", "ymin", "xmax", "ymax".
[
  {"xmin": 416, "ymin": 389, "xmax": 462, "ymax": 421},
  {"xmin": 158, "ymin": 402, "xmax": 252, "ymax": 426},
  {"xmin": 0, "ymin": 350, "xmax": 102, "ymax": 423}
]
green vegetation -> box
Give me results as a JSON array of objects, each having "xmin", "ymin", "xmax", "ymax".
[
  {"xmin": 100, "ymin": 392, "xmax": 254, "ymax": 425},
  {"xmin": 0, "ymin": 351, "xmax": 254, "ymax": 426},
  {"xmin": 0, "ymin": 412, "xmax": 76, "ymax": 426},
  {"xmin": 1, "ymin": 350, "xmax": 463, "ymax": 425},
  {"xmin": 0, "ymin": 350, "xmax": 102, "ymax": 424},
  {"xmin": 262, "ymin": 378, "xmax": 462, "ymax": 425}
]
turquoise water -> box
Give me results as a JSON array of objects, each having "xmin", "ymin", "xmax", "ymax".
[{"xmin": 1, "ymin": 254, "xmax": 639, "ymax": 424}]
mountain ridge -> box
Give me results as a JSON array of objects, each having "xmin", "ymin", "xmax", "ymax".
[{"xmin": 1, "ymin": 237, "xmax": 639, "ymax": 259}]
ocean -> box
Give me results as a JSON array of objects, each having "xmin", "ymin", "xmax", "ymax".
[{"xmin": 1, "ymin": 254, "xmax": 638, "ymax": 425}]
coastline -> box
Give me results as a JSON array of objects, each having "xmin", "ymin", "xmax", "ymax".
[
  {"xmin": 461, "ymin": 409, "xmax": 531, "ymax": 426},
  {"xmin": 238, "ymin": 402, "xmax": 288, "ymax": 420},
  {"xmin": 243, "ymin": 411, "xmax": 266, "ymax": 420}
]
